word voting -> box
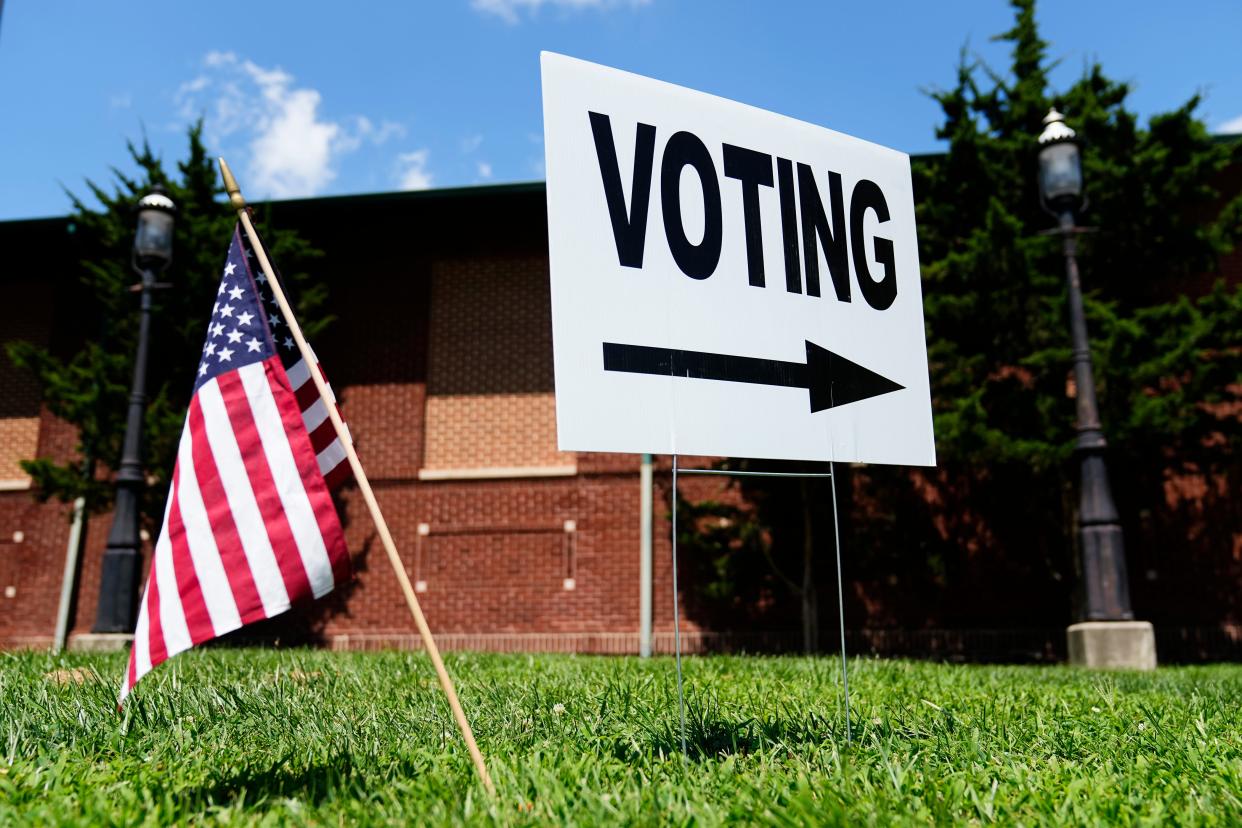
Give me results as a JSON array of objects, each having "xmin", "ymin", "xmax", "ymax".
[{"xmin": 589, "ymin": 111, "xmax": 899, "ymax": 311}]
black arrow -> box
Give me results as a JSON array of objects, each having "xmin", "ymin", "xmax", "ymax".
[{"xmin": 602, "ymin": 341, "xmax": 904, "ymax": 412}]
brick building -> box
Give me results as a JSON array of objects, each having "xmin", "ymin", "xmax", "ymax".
[
  {"xmin": 0, "ymin": 183, "xmax": 737, "ymax": 653},
  {"xmin": 2, "ymin": 179, "xmax": 1240, "ymax": 659}
]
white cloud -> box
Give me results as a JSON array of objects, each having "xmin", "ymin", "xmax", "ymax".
[
  {"xmin": 471, "ymin": 0, "xmax": 651, "ymax": 24},
  {"xmin": 477, "ymin": 161, "xmax": 493, "ymax": 179},
  {"xmin": 1217, "ymin": 114, "xmax": 1242, "ymax": 134},
  {"xmin": 460, "ymin": 133, "xmax": 484, "ymax": 154},
  {"xmin": 175, "ymin": 52, "xmax": 409, "ymax": 199},
  {"xmin": 397, "ymin": 150, "xmax": 433, "ymax": 190},
  {"xmin": 356, "ymin": 116, "xmax": 407, "ymax": 145}
]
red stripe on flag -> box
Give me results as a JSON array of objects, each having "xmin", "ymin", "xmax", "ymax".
[
  {"xmin": 264, "ymin": 359, "xmax": 351, "ymax": 586},
  {"xmin": 322, "ymin": 461, "xmax": 351, "ymax": 491},
  {"xmin": 307, "ymin": 417, "xmax": 337, "ymax": 455},
  {"xmin": 293, "ymin": 363, "xmax": 336, "ymax": 410},
  {"xmin": 166, "ymin": 464, "xmax": 214, "ymax": 644},
  {"xmin": 144, "ymin": 559, "xmax": 167, "ymax": 668},
  {"xmin": 294, "ymin": 375, "xmax": 321, "ymax": 411},
  {"xmin": 188, "ymin": 398, "xmax": 267, "ymax": 625},
  {"xmin": 126, "ymin": 644, "xmax": 137, "ymax": 692},
  {"xmin": 216, "ymin": 370, "xmax": 316, "ymax": 603}
]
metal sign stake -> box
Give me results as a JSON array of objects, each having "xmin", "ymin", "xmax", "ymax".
[
  {"xmin": 828, "ymin": 461, "xmax": 852, "ymax": 745},
  {"xmin": 670, "ymin": 461, "xmax": 853, "ymax": 753},
  {"xmin": 670, "ymin": 455, "xmax": 689, "ymax": 757}
]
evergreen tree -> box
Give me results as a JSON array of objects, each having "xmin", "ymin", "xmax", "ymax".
[
  {"xmin": 917, "ymin": 0, "xmax": 1242, "ymax": 474},
  {"xmin": 680, "ymin": 0, "xmax": 1242, "ymax": 634},
  {"xmin": 7, "ymin": 125, "xmax": 330, "ymax": 526},
  {"xmin": 882, "ymin": 0, "xmax": 1242, "ymax": 621}
]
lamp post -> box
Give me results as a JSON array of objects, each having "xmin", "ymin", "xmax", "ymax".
[
  {"xmin": 1037, "ymin": 109, "xmax": 1155, "ymax": 668},
  {"xmin": 92, "ymin": 187, "xmax": 175, "ymax": 634}
]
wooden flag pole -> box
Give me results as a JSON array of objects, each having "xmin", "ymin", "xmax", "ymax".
[{"xmin": 217, "ymin": 158, "xmax": 495, "ymax": 796}]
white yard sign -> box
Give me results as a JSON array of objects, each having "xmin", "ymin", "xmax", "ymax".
[{"xmin": 542, "ymin": 53, "xmax": 935, "ymax": 466}]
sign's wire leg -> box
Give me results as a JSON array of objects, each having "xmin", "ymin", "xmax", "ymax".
[
  {"xmin": 829, "ymin": 461, "xmax": 851, "ymax": 745},
  {"xmin": 671, "ymin": 455, "xmax": 689, "ymax": 758}
]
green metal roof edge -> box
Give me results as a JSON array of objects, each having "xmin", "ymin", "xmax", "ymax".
[
  {"xmin": 0, "ymin": 180, "xmax": 548, "ymax": 226},
  {"xmin": 0, "ymin": 214, "xmax": 75, "ymax": 231},
  {"xmin": 264, "ymin": 180, "xmax": 547, "ymax": 211}
]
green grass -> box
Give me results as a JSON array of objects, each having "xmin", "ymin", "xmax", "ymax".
[{"xmin": 1, "ymin": 650, "xmax": 1239, "ymax": 825}]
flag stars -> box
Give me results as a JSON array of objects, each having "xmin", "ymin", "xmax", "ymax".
[
  {"xmin": 247, "ymin": 338, "xmax": 262, "ymax": 353},
  {"xmin": 217, "ymin": 282, "xmax": 227, "ymax": 296},
  {"xmin": 211, "ymin": 322, "xmax": 225, "ymax": 337},
  {"xmin": 270, "ymin": 314, "xmax": 282, "ymax": 328},
  {"xmin": 217, "ymin": 347, "xmax": 234, "ymax": 363},
  {"xmin": 227, "ymin": 329, "xmax": 243, "ymax": 344},
  {"xmin": 224, "ymin": 262, "xmax": 237, "ymax": 277},
  {"xmin": 198, "ymin": 362, "xmax": 208, "ymax": 377},
  {"xmin": 205, "ymin": 342, "xmax": 216, "ymax": 356},
  {"xmin": 237, "ymin": 311, "xmax": 254, "ymax": 327},
  {"xmin": 228, "ymin": 285, "xmax": 245, "ymax": 301},
  {"xmin": 220, "ymin": 304, "xmax": 235, "ymax": 317},
  {"xmin": 256, "ymin": 272, "xmax": 268, "ymax": 284},
  {"xmin": 283, "ymin": 337, "xmax": 295, "ymax": 350}
]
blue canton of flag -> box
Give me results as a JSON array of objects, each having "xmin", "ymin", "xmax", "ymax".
[{"xmin": 195, "ymin": 237, "xmax": 277, "ymax": 389}]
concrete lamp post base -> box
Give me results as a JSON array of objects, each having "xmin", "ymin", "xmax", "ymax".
[
  {"xmin": 70, "ymin": 633, "xmax": 134, "ymax": 653},
  {"xmin": 1067, "ymin": 621, "xmax": 1157, "ymax": 670}
]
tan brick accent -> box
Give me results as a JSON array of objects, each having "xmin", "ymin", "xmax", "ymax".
[
  {"xmin": 0, "ymin": 418, "xmax": 38, "ymax": 483},
  {"xmin": 1, "ymin": 282, "xmax": 52, "ymax": 485},
  {"xmin": 423, "ymin": 257, "xmax": 574, "ymax": 472}
]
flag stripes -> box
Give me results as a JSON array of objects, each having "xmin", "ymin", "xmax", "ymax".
[
  {"xmin": 289, "ymin": 357, "xmax": 349, "ymax": 487},
  {"xmin": 164, "ymin": 464, "xmax": 214, "ymax": 643},
  {"xmin": 122, "ymin": 224, "xmax": 350, "ymax": 701}
]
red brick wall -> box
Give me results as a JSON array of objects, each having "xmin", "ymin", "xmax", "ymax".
[
  {"xmin": 312, "ymin": 460, "xmax": 728, "ymax": 646},
  {"xmin": 1, "ymin": 282, "xmax": 70, "ymax": 646},
  {"xmin": 423, "ymin": 256, "xmax": 572, "ymax": 473},
  {"xmin": 0, "ymin": 241, "xmax": 704, "ymax": 651},
  {"xmin": 5, "ymin": 182, "xmax": 1237, "ymax": 655},
  {"xmin": 0, "ymin": 492, "xmax": 71, "ymax": 647}
]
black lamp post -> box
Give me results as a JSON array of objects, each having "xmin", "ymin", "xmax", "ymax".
[
  {"xmin": 92, "ymin": 187, "xmax": 175, "ymax": 633},
  {"xmin": 1036, "ymin": 109, "xmax": 1134, "ymax": 622}
]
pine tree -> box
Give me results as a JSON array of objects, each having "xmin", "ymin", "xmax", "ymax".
[
  {"xmin": 893, "ymin": 0, "xmax": 1242, "ymax": 620},
  {"xmin": 679, "ymin": 0, "xmax": 1242, "ymax": 634},
  {"xmin": 917, "ymin": 0, "xmax": 1242, "ymax": 475},
  {"xmin": 6, "ymin": 125, "xmax": 330, "ymax": 526}
]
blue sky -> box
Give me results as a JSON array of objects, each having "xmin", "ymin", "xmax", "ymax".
[{"xmin": 1, "ymin": 1, "xmax": 1239, "ymax": 221}]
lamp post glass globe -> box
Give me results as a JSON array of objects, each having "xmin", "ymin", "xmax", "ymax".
[
  {"xmin": 134, "ymin": 189, "xmax": 176, "ymax": 268},
  {"xmin": 1037, "ymin": 108, "xmax": 1083, "ymax": 211}
]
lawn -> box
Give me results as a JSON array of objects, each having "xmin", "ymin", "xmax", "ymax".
[{"xmin": 1, "ymin": 650, "xmax": 1239, "ymax": 825}]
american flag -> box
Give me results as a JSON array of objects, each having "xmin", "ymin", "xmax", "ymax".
[{"xmin": 122, "ymin": 225, "xmax": 352, "ymax": 700}]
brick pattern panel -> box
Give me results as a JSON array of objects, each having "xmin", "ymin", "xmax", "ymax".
[
  {"xmin": 309, "ymin": 468, "xmax": 700, "ymax": 642},
  {"xmin": 0, "ymin": 495, "xmax": 73, "ymax": 647},
  {"xmin": 1, "ymin": 283, "xmax": 53, "ymax": 483},
  {"xmin": 320, "ymin": 260, "xmax": 429, "ymax": 481},
  {"xmin": 0, "ymin": 419, "xmax": 38, "ymax": 482},
  {"xmin": 342, "ymin": 383, "xmax": 425, "ymax": 480},
  {"xmin": 423, "ymin": 257, "xmax": 573, "ymax": 471}
]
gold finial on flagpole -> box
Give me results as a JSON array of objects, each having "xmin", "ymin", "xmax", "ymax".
[{"xmin": 217, "ymin": 157, "xmax": 246, "ymax": 211}]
